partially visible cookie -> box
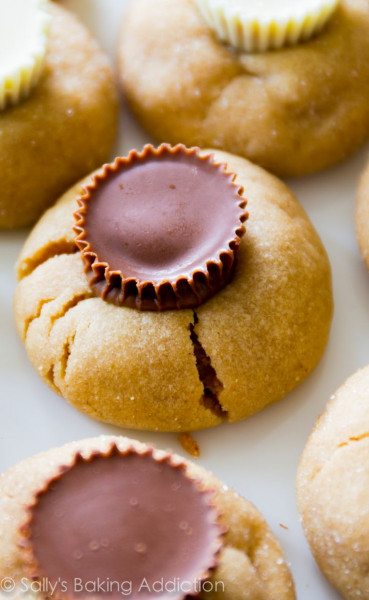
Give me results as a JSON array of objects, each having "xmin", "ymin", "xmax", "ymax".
[
  {"xmin": 14, "ymin": 148, "xmax": 333, "ymax": 432},
  {"xmin": 119, "ymin": 0, "xmax": 369, "ymax": 177},
  {"xmin": 297, "ymin": 366, "xmax": 369, "ymax": 599},
  {"xmin": 0, "ymin": 435, "xmax": 295, "ymax": 600},
  {"xmin": 356, "ymin": 159, "xmax": 369, "ymax": 269},
  {"xmin": 0, "ymin": 1, "xmax": 118, "ymax": 229}
]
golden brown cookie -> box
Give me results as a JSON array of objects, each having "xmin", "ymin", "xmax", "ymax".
[
  {"xmin": 119, "ymin": 0, "xmax": 369, "ymax": 177},
  {"xmin": 14, "ymin": 148, "xmax": 333, "ymax": 432},
  {"xmin": 0, "ymin": 1, "xmax": 118, "ymax": 229},
  {"xmin": 0, "ymin": 435, "xmax": 295, "ymax": 600},
  {"xmin": 297, "ymin": 366, "xmax": 369, "ymax": 599},
  {"xmin": 356, "ymin": 158, "xmax": 369, "ymax": 269}
]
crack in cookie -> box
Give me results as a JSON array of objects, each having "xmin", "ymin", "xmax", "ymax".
[
  {"xmin": 47, "ymin": 293, "xmax": 92, "ymax": 335},
  {"xmin": 18, "ymin": 239, "xmax": 78, "ymax": 281},
  {"xmin": 59, "ymin": 332, "xmax": 76, "ymax": 382},
  {"xmin": 44, "ymin": 363, "xmax": 62, "ymax": 395},
  {"xmin": 337, "ymin": 431, "xmax": 369, "ymax": 448},
  {"xmin": 189, "ymin": 311, "xmax": 228, "ymax": 420},
  {"xmin": 23, "ymin": 297, "xmax": 56, "ymax": 339}
]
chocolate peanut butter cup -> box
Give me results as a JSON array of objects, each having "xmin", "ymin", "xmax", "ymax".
[
  {"xmin": 74, "ymin": 144, "xmax": 247, "ymax": 310},
  {"xmin": 20, "ymin": 445, "xmax": 224, "ymax": 600}
]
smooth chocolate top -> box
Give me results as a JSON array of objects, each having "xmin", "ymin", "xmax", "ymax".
[
  {"xmin": 75, "ymin": 146, "xmax": 246, "ymax": 310},
  {"xmin": 85, "ymin": 151, "xmax": 241, "ymax": 281},
  {"xmin": 27, "ymin": 449, "xmax": 221, "ymax": 599}
]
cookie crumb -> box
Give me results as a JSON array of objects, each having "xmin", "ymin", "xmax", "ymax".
[{"xmin": 178, "ymin": 433, "xmax": 200, "ymax": 458}]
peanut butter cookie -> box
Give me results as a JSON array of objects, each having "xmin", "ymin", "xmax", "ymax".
[
  {"xmin": 119, "ymin": 0, "xmax": 369, "ymax": 177},
  {"xmin": 298, "ymin": 366, "xmax": 369, "ymax": 599},
  {"xmin": 14, "ymin": 147, "xmax": 333, "ymax": 431},
  {"xmin": 0, "ymin": 435, "xmax": 295, "ymax": 600},
  {"xmin": 0, "ymin": 1, "xmax": 118, "ymax": 229}
]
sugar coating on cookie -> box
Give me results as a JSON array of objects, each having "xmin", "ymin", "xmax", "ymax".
[
  {"xmin": 0, "ymin": 435, "xmax": 296, "ymax": 599},
  {"xmin": 14, "ymin": 149, "xmax": 332, "ymax": 432},
  {"xmin": 297, "ymin": 366, "xmax": 369, "ymax": 599}
]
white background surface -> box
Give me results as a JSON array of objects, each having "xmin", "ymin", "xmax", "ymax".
[{"xmin": 1, "ymin": 1, "xmax": 369, "ymax": 598}]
